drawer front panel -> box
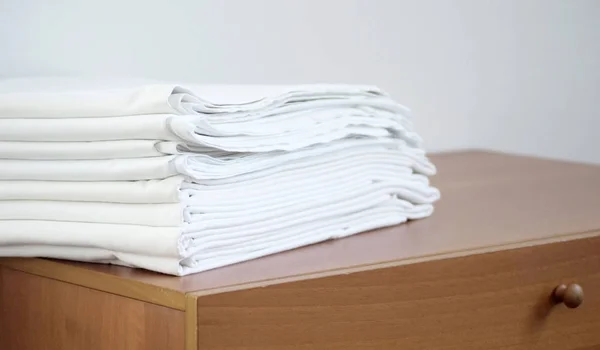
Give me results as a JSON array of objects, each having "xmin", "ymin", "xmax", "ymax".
[
  {"xmin": 197, "ymin": 236, "xmax": 600, "ymax": 350},
  {"xmin": 0, "ymin": 267, "xmax": 185, "ymax": 350}
]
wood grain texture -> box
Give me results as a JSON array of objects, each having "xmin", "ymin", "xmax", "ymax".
[
  {"xmin": 0, "ymin": 257, "xmax": 186, "ymax": 309},
  {"xmin": 186, "ymin": 295, "xmax": 199, "ymax": 350},
  {"xmin": 0, "ymin": 267, "xmax": 184, "ymax": 350},
  {"xmin": 196, "ymin": 236, "xmax": 600, "ymax": 350}
]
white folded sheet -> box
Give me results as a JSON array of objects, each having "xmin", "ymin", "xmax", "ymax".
[
  {"xmin": 0, "ymin": 156, "xmax": 177, "ymax": 181},
  {"xmin": 0, "ymin": 156, "xmax": 439, "ymax": 205},
  {"xmin": 0, "ymin": 170, "xmax": 437, "ymax": 226},
  {"xmin": 0, "ymin": 79, "xmax": 422, "ymax": 152},
  {"xmin": 0, "ymin": 77, "xmax": 393, "ymax": 118},
  {"xmin": 0, "ymin": 201, "xmax": 184, "ymax": 226},
  {"xmin": 0, "ymin": 140, "xmax": 175, "ymax": 160},
  {"xmin": 0, "ymin": 110, "xmax": 421, "ymax": 152},
  {"xmin": 0, "ymin": 182, "xmax": 429, "ymax": 255},
  {"xmin": 0, "ymin": 77, "xmax": 185, "ymax": 117},
  {"xmin": 0, "ymin": 140, "xmax": 229, "ymax": 160},
  {"xmin": 0, "ymin": 138, "xmax": 435, "ymax": 181},
  {"xmin": 0, "ymin": 197, "xmax": 416, "ymax": 275},
  {"xmin": 0, "ymin": 114, "xmax": 177, "ymax": 141},
  {"xmin": 0, "ymin": 177, "xmax": 184, "ymax": 203}
]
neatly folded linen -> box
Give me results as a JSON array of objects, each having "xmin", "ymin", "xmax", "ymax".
[
  {"xmin": 0, "ymin": 138, "xmax": 435, "ymax": 181},
  {"xmin": 0, "ymin": 192, "xmax": 413, "ymax": 256},
  {"xmin": 0, "ymin": 140, "xmax": 235, "ymax": 160},
  {"xmin": 0, "ymin": 156, "xmax": 176, "ymax": 181},
  {"xmin": 0, "ymin": 158, "xmax": 437, "ymax": 204},
  {"xmin": 0, "ymin": 177, "xmax": 185, "ymax": 203},
  {"xmin": 0, "ymin": 151, "xmax": 425, "ymax": 182},
  {"xmin": 0, "ymin": 197, "xmax": 414, "ymax": 275},
  {"xmin": 0, "ymin": 140, "xmax": 170, "ymax": 160},
  {"xmin": 0, "ymin": 172, "xmax": 437, "ymax": 226},
  {"xmin": 0, "ymin": 220, "xmax": 181, "ymax": 256},
  {"xmin": 0, "ymin": 111, "xmax": 421, "ymax": 152},
  {"xmin": 0, "ymin": 201, "xmax": 184, "ymax": 226},
  {"xmin": 0, "ymin": 77, "xmax": 187, "ymax": 118},
  {"xmin": 0, "ymin": 79, "xmax": 422, "ymax": 153},
  {"xmin": 0, "ymin": 77, "xmax": 394, "ymax": 118},
  {"xmin": 0, "ymin": 78, "xmax": 441, "ymax": 276},
  {"xmin": 0, "ymin": 114, "xmax": 177, "ymax": 142}
]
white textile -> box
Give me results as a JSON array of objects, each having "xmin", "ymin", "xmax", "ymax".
[
  {"xmin": 0, "ymin": 138, "xmax": 435, "ymax": 181},
  {"xmin": 0, "ymin": 198, "xmax": 421, "ymax": 275}
]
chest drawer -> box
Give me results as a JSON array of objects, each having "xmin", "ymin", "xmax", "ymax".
[{"xmin": 196, "ymin": 236, "xmax": 600, "ymax": 350}]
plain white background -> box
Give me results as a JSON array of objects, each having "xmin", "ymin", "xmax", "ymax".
[{"xmin": 1, "ymin": 0, "xmax": 598, "ymax": 163}]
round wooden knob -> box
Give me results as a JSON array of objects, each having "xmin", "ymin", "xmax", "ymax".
[{"xmin": 553, "ymin": 283, "xmax": 584, "ymax": 308}]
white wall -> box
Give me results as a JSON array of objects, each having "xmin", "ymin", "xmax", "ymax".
[{"xmin": 1, "ymin": 0, "xmax": 599, "ymax": 163}]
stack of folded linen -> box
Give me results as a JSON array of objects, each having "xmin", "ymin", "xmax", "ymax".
[{"xmin": 0, "ymin": 77, "xmax": 440, "ymax": 276}]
